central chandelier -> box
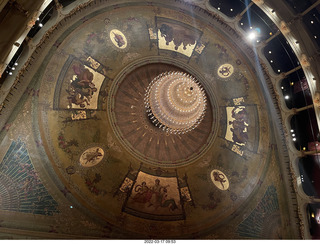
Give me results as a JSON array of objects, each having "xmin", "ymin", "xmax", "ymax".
[{"xmin": 144, "ymin": 71, "xmax": 207, "ymax": 134}]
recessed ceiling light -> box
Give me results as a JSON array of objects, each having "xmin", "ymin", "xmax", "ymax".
[
  {"xmin": 217, "ymin": 7, "xmax": 220, "ymax": 10},
  {"xmin": 278, "ymin": 69, "xmax": 281, "ymax": 73},
  {"xmin": 250, "ymin": 26, "xmax": 253, "ymax": 29},
  {"xmin": 290, "ymin": 82, "xmax": 294, "ymax": 86},
  {"xmin": 290, "ymin": 129, "xmax": 294, "ymax": 132},
  {"xmin": 14, "ymin": 62, "xmax": 18, "ymax": 66},
  {"xmin": 270, "ymin": 60, "xmax": 273, "ymax": 63},
  {"xmin": 284, "ymin": 95, "xmax": 289, "ymax": 99},
  {"xmin": 281, "ymin": 86, "xmax": 284, "ymax": 89},
  {"xmin": 315, "ymin": 35, "xmax": 317, "ymax": 39},
  {"xmin": 293, "ymin": 138, "xmax": 296, "ymax": 141},
  {"xmin": 39, "ymin": 23, "xmax": 43, "ymax": 27},
  {"xmin": 9, "ymin": 72, "xmax": 12, "ymax": 75},
  {"xmin": 269, "ymin": 51, "xmax": 272, "ymax": 54},
  {"xmin": 230, "ymin": 9, "xmax": 233, "ymax": 11},
  {"xmin": 311, "ymin": 20, "xmax": 314, "ymax": 24},
  {"xmin": 248, "ymin": 31, "xmax": 256, "ymax": 40},
  {"xmin": 240, "ymin": 22, "xmax": 244, "ymax": 26}
]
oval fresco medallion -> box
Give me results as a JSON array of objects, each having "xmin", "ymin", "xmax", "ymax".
[
  {"xmin": 110, "ymin": 29, "xmax": 128, "ymax": 49},
  {"xmin": 79, "ymin": 147, "xmax": 104, "ymax": 167},
  {"xmin": 217, "ymin": 63, "xmax": 234, "ymax": 78},
  {"xmin": 210, "ymin": 169, "xmax": 229, "ymax": 190}
]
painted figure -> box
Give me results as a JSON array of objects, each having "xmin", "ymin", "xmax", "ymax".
[
  {"xmin": 212, "ymin": 171, "xmax": 226, "ymax": 189},
  {"xmin": 132, "ymin": 179, "xmax": 178, "ymax": 212},
  {"xmin": 133, "ymin": 182, "xmax": 152, "ymax": 203},
  {"xmin": 219, "ymin": 65, "xmax": 232, "ymax": 77},
  {"xmin": 66, "ymin": 64, "xmax": 97, "ymax": 108},
  {"xmin": 112, "ymin": 31, "xmax": 126, "ymax": 48},
  {"xmin": 109, "ymin": 29, "xmax": 127, "ymax": 49},
  {"xmin": 159, "ymin": 23, "xmax": 196, "ymax": 50},
  {"xmin": 159, "ymin": 187, "xmax": 178, "ymax": 211},
  {"xmin": 84, "ymin": 148, "xmax": 103, "ymax": 165},
  {"xmin": 80, "ymin": 147, "xmax": 104, "ymax": 167},
  {"xmin": 230, "ymin": 107, "xmax": 249, "ymax": 144}
]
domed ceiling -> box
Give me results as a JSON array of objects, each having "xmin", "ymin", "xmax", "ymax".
[{"xmin": 0, "ymin": 0, "xmax": 301, "ymax": 239}]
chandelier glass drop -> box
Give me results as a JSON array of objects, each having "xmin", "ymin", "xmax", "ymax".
[{"xmin": 144, "ymin": 71, "xmax": 207, "ymax": 134}]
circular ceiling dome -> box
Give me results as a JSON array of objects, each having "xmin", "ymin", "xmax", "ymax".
[
  {"xmin": 31, "ymin": 0, "xmax": 274, "ymax": 238},
  {"xmin": 109, "ymin": 62, "xmax": 217, "ymax": 167},
  {"xmin": 145, "ymin": 71, "xmax": 206, "ymax": 134}
]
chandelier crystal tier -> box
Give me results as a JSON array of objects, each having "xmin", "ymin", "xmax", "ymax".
[{"xmin": 144, "ymin": 71, "xmax": 207, "ymax": 134}]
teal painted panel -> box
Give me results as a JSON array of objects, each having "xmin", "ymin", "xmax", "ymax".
[
  {"xmin": 237, "ymin": 185, "xmax": 280, "ymax": 238},
  {"xmin": 0, "ymin": 139, "xmax": 59, "ymax": 215}
]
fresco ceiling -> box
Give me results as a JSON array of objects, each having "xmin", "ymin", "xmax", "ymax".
[{"xmin": 0, "ymin": 0, "xmax": 301, "ymax": 239}]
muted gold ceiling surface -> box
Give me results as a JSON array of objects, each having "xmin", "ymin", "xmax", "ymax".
[{"xmin": 0, "ymin": 0, "xmax": 300, "ymax": 239}]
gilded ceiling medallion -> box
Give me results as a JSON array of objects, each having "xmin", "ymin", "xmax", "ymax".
[
  {"xmin": 210, "ymin": 169, "xmax": 229, "ymax": 190},
  {"xmin": 79, "ymin": 147, "xmax": 104, "ymax": 167},
  {"xmin": 217, "ymin": 63, "xmax": 234, "ymax": 78},
  {"xmin": 110, "ymin": 29, "xmax": 127, "ymax": 49}
]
